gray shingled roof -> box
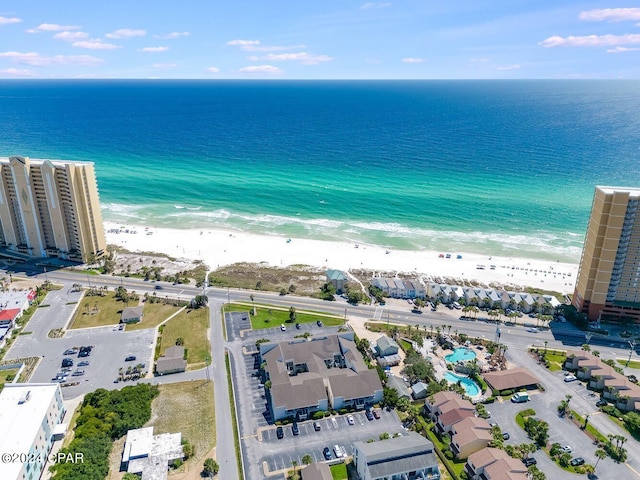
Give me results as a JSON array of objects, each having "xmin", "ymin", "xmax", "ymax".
[{"xmin": 354, "ymin": 432, "xmax": 438, "ymax": 478}]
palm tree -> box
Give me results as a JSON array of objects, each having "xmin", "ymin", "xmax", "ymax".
[
  {"xmin": 582, "ymin": 344, "xmax": 591, "ymax": 352},
  {"xmin": 291, "ymin": 459, "xmax": 298, "ymax": 477},
  {"xmin": 594, "ymin": 448, "xmax": 607, "ymax": 472},
  {"xmin": 302, "ymin": 454, "xmax": 312, "ymax": 465}
]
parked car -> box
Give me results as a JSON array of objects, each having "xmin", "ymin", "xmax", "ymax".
[
  {"xmin": 333, "ymin": 445, "xmax": 343, "ymax": 458},
  {"xmin": 316, "ymin": 320, "xmax": 323, "ymax": 327},
  {"xmin": 564, "ymin": 374, "xmax": 577, "ymax": 382},
  {"xmin": 61, "ymin": 358, "xmax": 73, "ymax": 368},
  {"xmin": 596, "ymin": 399, "xmax": 608, "ymax": 407},
  {"xmin": 570, "ymin": 457, "xmax": 585, "ymax": 466},
  {"xmin": 63, "ymin": 349, "xmax": 75, "ymax": 355},
  {"xmin": 276, "ymin": 426, "xmax": 284, "ymax": 439},
  {"xmin": 280, "ymin": 324, "xmax": 287, "ymax": 331},
  {"xmin": 72, "ymin": 370, "xmax": 85, "ymax": 376},
  {"xmin": 323, "ymin": 447, "xmax": 332, "ymax": 460},
  {"xmin": 313, "ymin": 421, "xmax": 321, "ymax": 431},
  {"xmin": 292, "ymin": 422, "xmax": 299, "ymax": 435},
  {"xmin": 78, "ymin": 350, "xmax": 90, "ymax": 358},
  {"xmin": 125, "ymin": 355, "xmax": 136, "ymax": 362},
  {"xmin": 502, "ymin": 432, "xmax": 510, "ymax": 440},
  {"xmin": 347, "ymin": 414, "xmax": 355, "ymax": 425},
  {"xmin": 560, "ymin": 445, "xmax": 572, "ymax": 453},
  {"xmin": 78, "ymin": 361, "xmax": 90, "ymax": 367},
  {"xmin": 372, "ymin": 409, "xmax": 381, "ymax": 419},
  {"xmin": 365, "ymin": 409, "xmax": 374, "ymax": 421},
  {"xmin": 295, "ymin": 323, "xmax": 301, "ymax": 329},
  {"xmin": 522, "ymin": 457, "xmax": 537, "ymax": 467}
]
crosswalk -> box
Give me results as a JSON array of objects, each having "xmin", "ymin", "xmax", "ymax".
[{"xmin": 373, "ymin": 307, "xmax": 384, "ymax": 320}]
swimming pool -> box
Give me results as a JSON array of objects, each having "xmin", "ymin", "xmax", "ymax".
[
  {"xmin": 443, "ymin": 371, "xmax": 481, "ymax": 397},
  {"xmin": 445, "ymin": 347, "xmax": 477, "ymax": 363}
]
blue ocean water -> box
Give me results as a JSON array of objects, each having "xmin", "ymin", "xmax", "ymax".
[{"xmin": 0, "ymin": 80, "xmax": 639, "ymax": 263}]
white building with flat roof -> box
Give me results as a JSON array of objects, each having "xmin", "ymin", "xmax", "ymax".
[
  {"xmin": 0, "ymin": 383, "xmax": 66, "ymax": 480},
  {"xmin": 122, "ymin": 426, "xmax": 183, "ymax": 479}
]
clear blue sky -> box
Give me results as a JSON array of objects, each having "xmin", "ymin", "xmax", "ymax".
[{"xmin": 1, "ymin": 1, "xmax": 639, "ymax": 79}]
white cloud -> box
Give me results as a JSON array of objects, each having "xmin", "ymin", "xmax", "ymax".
[
  {"xmin": 0, "ymin": 68, "xmax": 35, "ymax": 77},
  {"xmin": 402, "ymin": 57, "xmax": 425, "ymax": 63},
  {"xmin": 154, "ymin": 31, "xmax": 190, "ymax": 39},
  {"xmin": 361, "ymin": 2, "xmax": 392, "ymax": 9},
  {"xmin": 26, "ymin": 23, "xmax": 81, "ymax": 33},
  {"xmin": 138, "ymin": 46, "xmax": 169, "ymax": 52},
  {"xmin": 607, "ymin": 46, "xmax": 640, "ymax": 53},
  {"xmin": 226, "ymin": 39, "xmax": 260, "ymax": 47},
  {"xmin": 579, "ymin": 8, "xmax": 640, "ymax": 23},
  {"xmin": 0, "ymin": 16, "xmax": 22, "ymax": 25},
  {"xmin": 0, "ymin": 51, "xmax": 103, "ymax": 66},
  {"xmin": 72, "ymin": 39, "xmax": 120, "ymax": 50},
  {"xmin": 238, "ymin": 65, "xmax": 282, "ymax": 74},
  {"xmin": 470, "ymin": 57, "xmax": 490, "ymax": 63},
  {"xmin": 227, "ymin": 39, "xmax": 305, "ymax": 52},
  {"xmin": 262, "ymin": 52, "xmax": 333, "ymax": 65},
  {"xmin": 365, "ymin": 57, "xmax": 382, "ymax": 64},
  {"xmin": 206, "ymin": 67, "xmax": 220, "ymax": 73},
  {"xmin": 540, "ymin": 33, "xmax": 640, "ymax": 47},
  {"xmin": 152, "ymin": 63, "xmax": 177, "ymax": 68},
  {"xmin": 105, "ymin": 28, "xmax": 146, "ymax": 39},
  {"xmin": 53, "ymin": 31, "xmax": 89, "ymax": 41},
  {"xmin": 496, "ymin": 64, "xmax": 520, "ymax": 71}
]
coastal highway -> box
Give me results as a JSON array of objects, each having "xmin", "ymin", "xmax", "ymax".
[{"xmin": 6, "ymin": 263, "xmax": 632, "ymax": 357}]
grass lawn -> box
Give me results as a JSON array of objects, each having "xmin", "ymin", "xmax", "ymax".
[
  {"xmin": 126, "ymin": 302, "xmax": 183, "ymax": 331},
  {"xmin": 69, "ymin": 292, "xmax": 129, "ymax": 329},
  {"xmin": 617, "ymin": 359, "xmax": 640, "ymax": 369},
  {"xmin": 0, "ymin": 368, "xmax": 18, "ymax": 392},
  {"xmin": 330, "ymin": 463, "xmax": 347, "ymax": 480},
  {"xmin": 147, "ymin": 380, "xmax": 215, "ymax": 469},
  {"xmin": 159, "ymin": 307, "xmax": 210, "ymax": 367},
  {"xmin": 223, "ymin": 302, "xmax": 343, "ymax": 330},
  {"xmin": 544, "ymin": 352, "xmax": 566, "ymax": 372}
]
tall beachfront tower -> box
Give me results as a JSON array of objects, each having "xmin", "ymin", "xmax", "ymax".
[
  {"xmin": 573, "ymin": 186, "xmax": 640, "ymax": 322},
  {"xmin": 0, "ymin": 156, "xmax": 106, "ymax": 263}
]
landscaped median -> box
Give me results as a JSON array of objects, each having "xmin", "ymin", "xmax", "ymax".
[{"xmin": 223, "ymin": 302, "xmax": 344, "ymax": 330}]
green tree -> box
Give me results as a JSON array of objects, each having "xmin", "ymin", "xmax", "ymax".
[
  {"xmin": 594, "ymin": 448, "xmax": 607, "ymax": 472},
  {"xmin": 175, "ymin": 338, "xmax": 184, "ymax": 346},
  {"xmin": 382, "ymin": 387, "xmax": 399, "ymax": 408},
  {"xmin": 288, "ymin": 307, "xmax": 297, "ymax": 323},
  {"xmin": 203, "ymin": 458, "xmax": 219, "ymax": 477},
  {"xmin": 193, "ymin": 294, "xmax": 208, "ymax": 308},
  {"xmin": 379, "ymin": 432, "xmax": 390, "ymax": 440},
  {"xmin": 301, "ymin": 454, "xmax": 312, "ymax": 465}
]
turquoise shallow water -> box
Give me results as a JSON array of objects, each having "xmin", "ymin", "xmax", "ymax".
[
  {"xmin": 443, "ymin": 372, "xmax": 480, "ymax": 397},
  {"xmin": 0, "ymin": 80, "xmax": 639, "ymax": 262}
]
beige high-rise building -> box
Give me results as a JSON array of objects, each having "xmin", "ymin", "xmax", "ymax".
[
  {"xmin": 0, "ymin": 156, "xmax": 106, "ymax": 263},
  {"xmin": 573, "ymin": 186, "xmax": 640, "ymax": 322}
]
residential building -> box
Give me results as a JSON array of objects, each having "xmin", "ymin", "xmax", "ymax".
[
  {"xmin": 411, "ymin": 381, "xmax": 429, "ymax": 400},
  {"xmin": 465, "ymin": 448, "xmax": 528, "ymax": 480},
  {"xmin": 372, "ymin": 277, "xmax": 425, "ymax": 299},
  {"xmin": 121, "ymin": 305, "xmax": 144, "ymax": 324},
  {"xmin": 326, "ymin": 269, "xmax": 347, "ymax": 294},
  {"xmin": 122, "ymin": 426, "xmax": 183, "ymax": 480},
  {"xmin": 375, "ymin": 335, "xmax": 399, "ymax": 357},
  {"xmin": 155, "ymin": 346, "xmax": 187, "ymax": 375},
  {"xmin": 423, "ymin": 391, "xmax": 475, "ymax": 433},
  {"xmin": 301, "ymin": 462, "xmax": 332, "ymax": 480},
  {"xmin": 260, "ymin": 333, "xmax": 383, "ymax": 421},
  {"xmin": 564, "ymin": 350, "xmax": 640, "ymax": 412},
  {"xmin": 573, "ymin": 186, "xmax": 640, "ymax": 322},
  {"xmin": 0, "ymin": 156, "xmax": 106, "ymax": 263},
  {"xmin": 0, "ymin": 383, "xmax": 66, "ymax": 480},
  {"xmin": 450, "ymin": 417, "xmax": 493, "ymax": 459},
  {"xmin": 0, "ymin": 289, "xmax": 37, "ymax": 319},
  {"xmin": 482, "ymin": 368, "xmax": 539, "ymax": 395},
  {"xmin": 353, "ymin": 431, "xmax": 440, "ymax": 480},
  {"xmin": 387, "ymin": 375, "xmax": 411, "ymax": 400}
]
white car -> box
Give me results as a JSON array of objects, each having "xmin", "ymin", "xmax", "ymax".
[
  {"xmin": 527, "ymin": 327, "xmax": 540, "ymax": 333},
  {"xmin": 564, "ymin": 374, "xmax": 577, "ymax": 382},
  {"xmin": 280, "ymin": 324, "xmax": 286, "ymax": 331},
  {"xmin": 347, "ymin": 414, "xmax": 355, "ymax": 425},
  {"xmin": 560, "ymin": 445, "xmax": 572, "ymax": 453}
]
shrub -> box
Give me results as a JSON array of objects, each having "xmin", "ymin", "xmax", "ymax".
[
  {"xmin": 502, "ymin": 389, "xmax": 513, "ymax": 396},
  {"xmin": 444, "ymin": 450, "xmax": 454, "ymax": 460},
  {"xmin": 484, "ymin": 396, "xmax": 496, "ymax": 404}
]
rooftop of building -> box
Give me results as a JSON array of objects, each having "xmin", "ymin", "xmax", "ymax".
[
  {"xmin": 260, "ymin": 333, "xmax": 382, "ymax": 411},
  {"xmin": 353, "ymin": 432, "xmax": 438, "ymax": 478},
  {"xmin": 376, "ymin": 334, "xmax": 399, "ymax": 352},
  {"xmin": 482, "ymin": 368, "xmax": 539, "ymax": 392},
  {"xmin": 301, "ymin": 461, "xmax": 332, "ymax": 480},
  {"xmin": 0, "ymin": 383, "xmax": 63, "ymax": 479},
  {"xmin": 121, "ymin": 305, "xmax": 144, "ymax": 320},
  {"xmin": 451, "ymin": 417, "xmax": 493, "ymax": 447},
  {"xmin": 597, "ymin": 186, "xmax": 640, "ymax": 197},
  {"xmin": 123, "ymin": 426, "xmax": 183, "ymax": 480},
  {"xmin": 1, "ymin": 156, "xmax": 95, "ymax": 167}
]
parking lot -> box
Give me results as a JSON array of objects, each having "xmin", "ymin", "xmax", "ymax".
[
  {"xmin": 259, "ymin": 408, "xmax": 404, "ymax": 474},
  {"xmin": 6, "ymin": 286, "xmax": 157, "ymax": 398},
  {"xmin": 224, "ymin": 308, "xmax": 405, "ymax": 479}
]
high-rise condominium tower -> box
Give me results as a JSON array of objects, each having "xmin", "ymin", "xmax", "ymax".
[
  {"xmin": 0, "ymin": 156, "xmax": 106, "ymax": 263},
  {"xmin": 573, "ymin": 186, "xmax": 640, "ymax": 322}
]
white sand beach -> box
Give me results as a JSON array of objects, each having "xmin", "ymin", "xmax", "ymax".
[{"xmin": 104, "ymin": 221, "xmax": 578, "ymax": 294}]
